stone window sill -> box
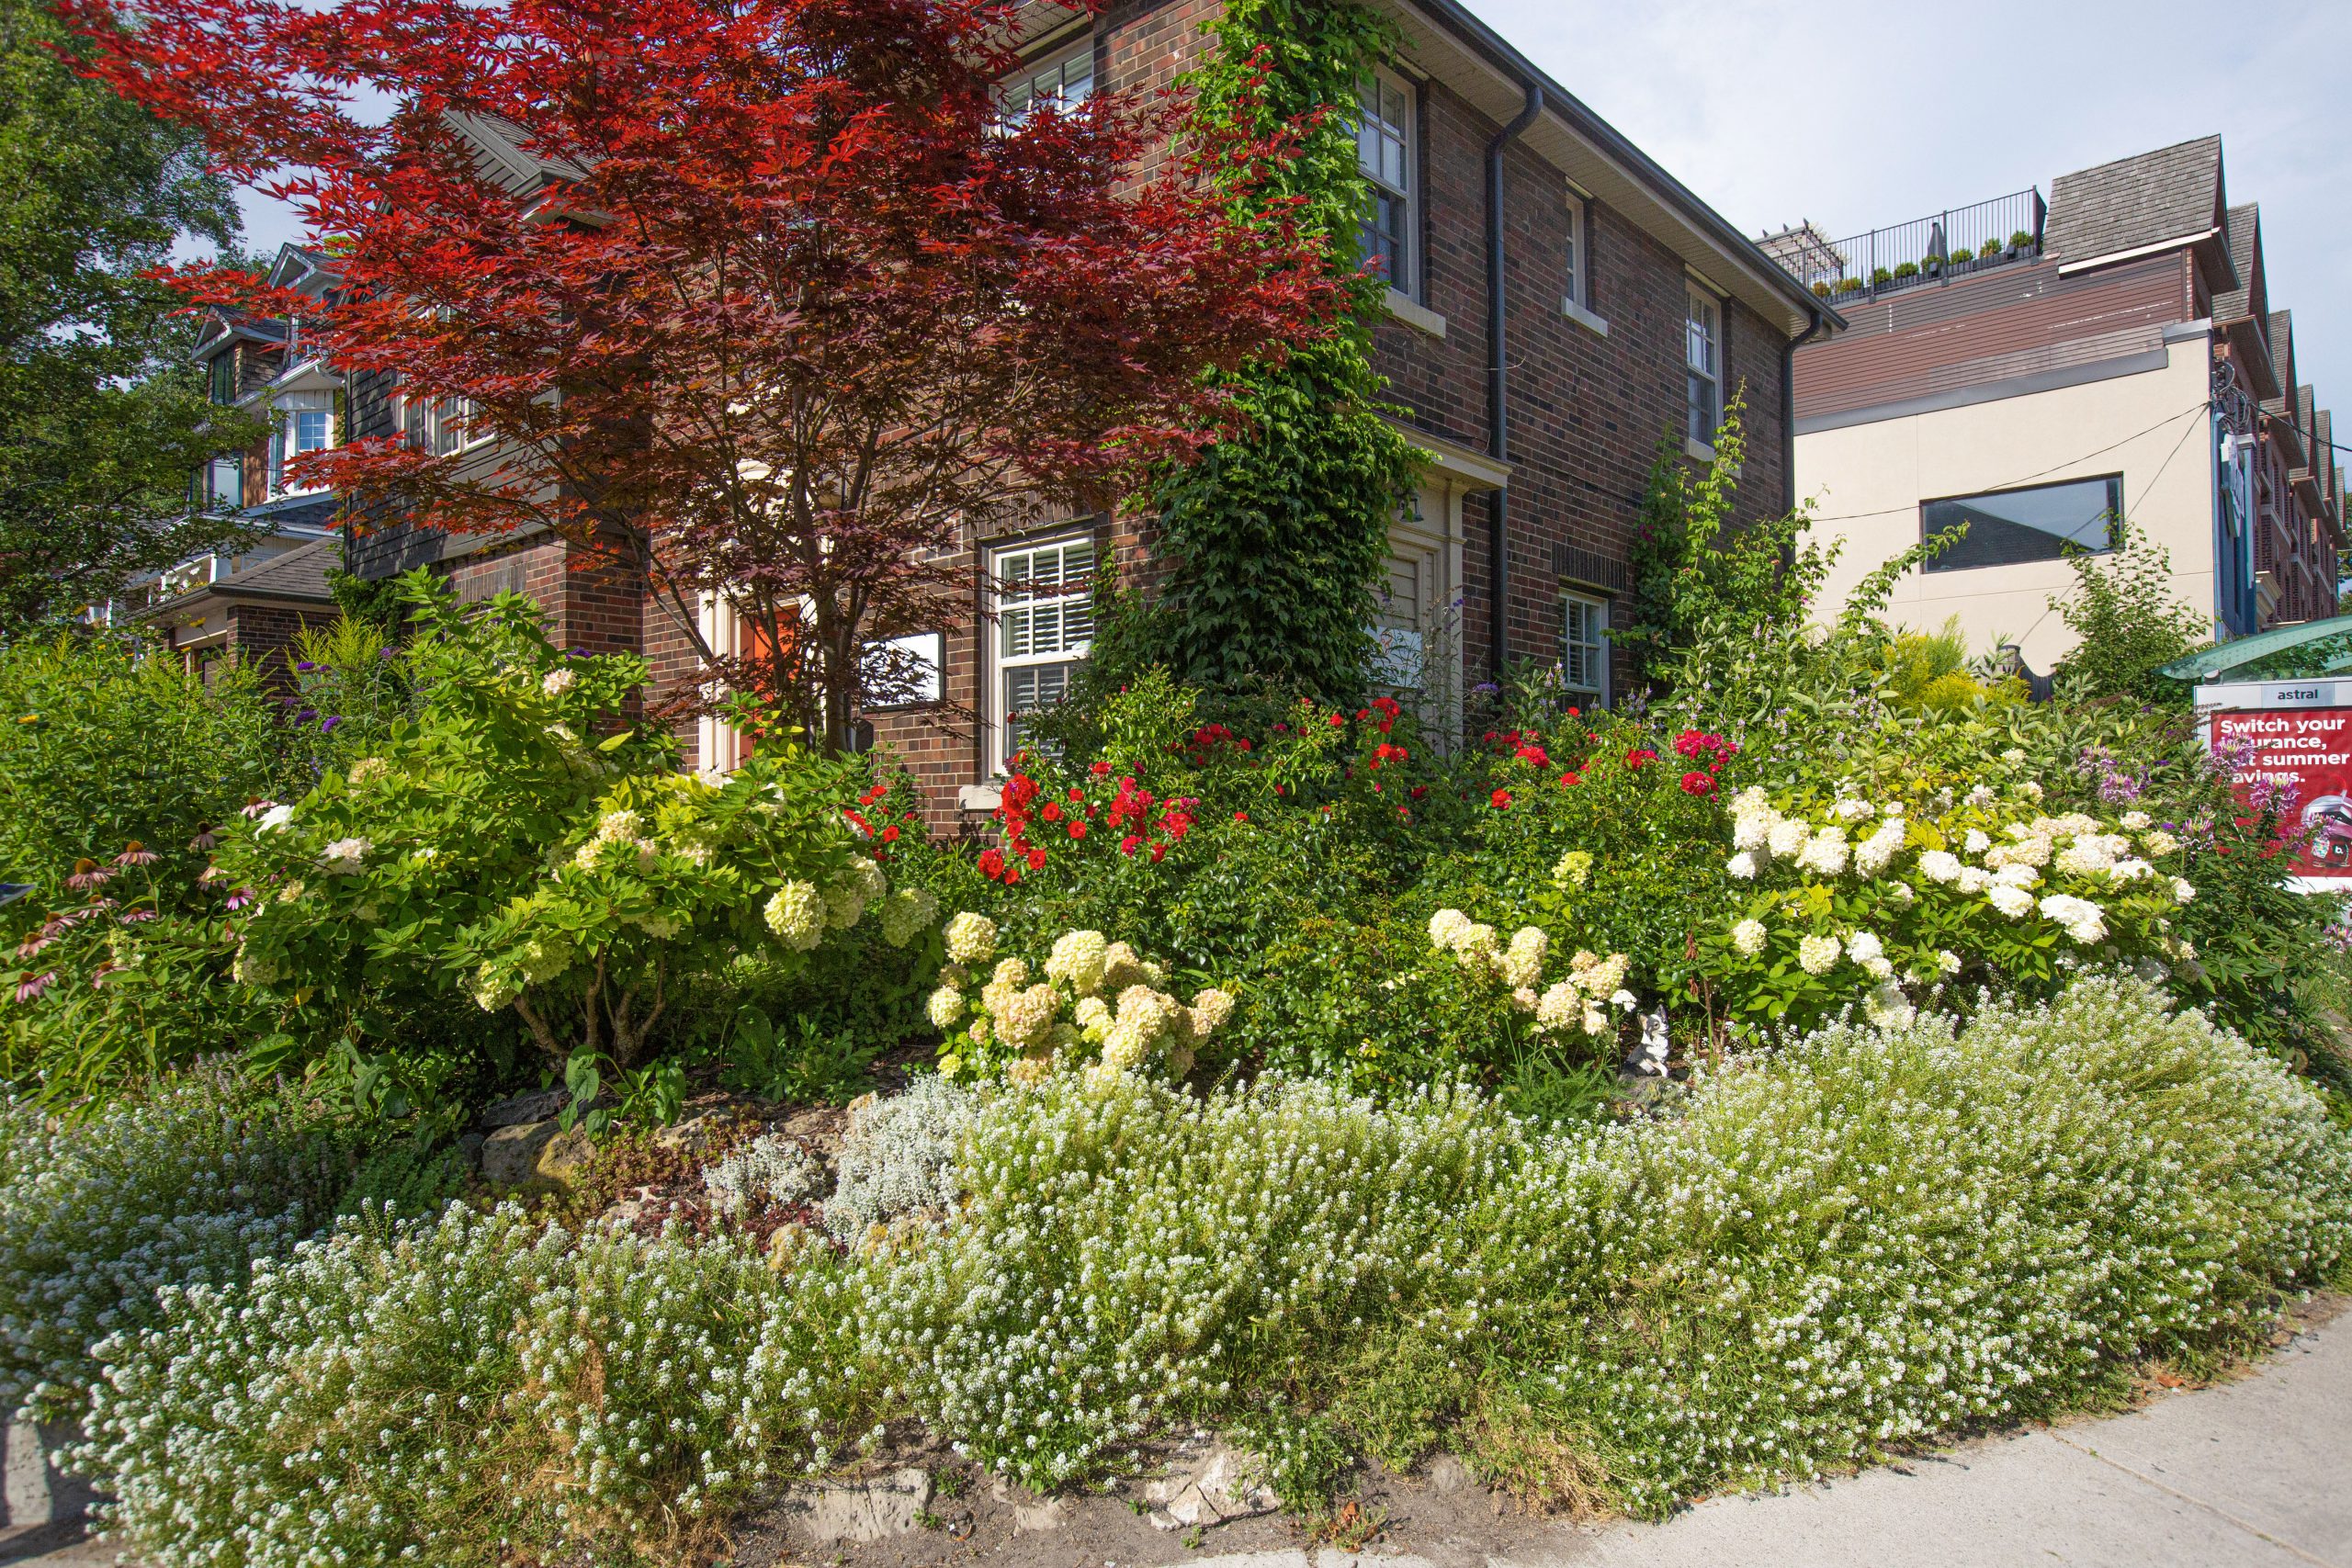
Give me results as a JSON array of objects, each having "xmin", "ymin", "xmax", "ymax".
[{"xmin": 1385, "ymin": 288, "xmax": 1448, "ymax": 339}]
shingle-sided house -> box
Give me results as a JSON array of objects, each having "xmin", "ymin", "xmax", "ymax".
[{"xmin": 345, "ymin": 0, "xmax": 1837, "ymax": 818}]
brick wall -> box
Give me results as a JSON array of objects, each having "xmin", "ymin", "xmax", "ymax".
[
  {"xmin": 1371, "ymin": 73, "xmax": 1789, "ymax": 692},
  {"xmin": 224, "ymin": 602, "xmax": 331, "ymax": 692}
]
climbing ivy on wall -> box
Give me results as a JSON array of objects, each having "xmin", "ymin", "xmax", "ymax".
[{"xmin": 1124, "ymin": 0, "xmax": 1423, "ymax": 705}]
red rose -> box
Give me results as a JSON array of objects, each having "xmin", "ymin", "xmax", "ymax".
[
  {"xmin": 1121, "ymin": 834, "xmax": 1142, "ymax": 856},
  {"xmin": 1091, "ymin": 761, "xmax": 1112, "ymax": 776},
  {"xmin": 1410, "ymin": 785, "xmax": 1428, "ymax": 800},
  {"xmin": 1069, "ymin": 821, "xmax": 1088, "ymax": 840},
  {"xmin": 1625, "ymin": 748, "xmax": 1657, "ymax": 769},
  {"xmin": 880, "ymin": 825, "xmax": 900, "ymax": 842},
  {"xmin": 978, "ymin": 848, "xmax": 1005, "ymax": 879},
  {"xmin": 1149, "ymin": 842, "xmax": 1167, "ymax": 863},
  {"xmin": 1490, "ymin": 788, "xmax": 1512, "ymax": 810},
  {"xmin": 1026, "ymin": 848, "xmax": 1047, "ymax": 871},
  {"xmin": 1327, "ymin": 713, "xmax": 1345, "ymax": 728},
  {"xmin": 1003, "ymin": 863, "xmax": 1023, "ymax": 885},
  {"xmin": 1040, "ymin": 801, "xmax": 1062, "ymax": 822},
  {"xmin": 1234, "ymin": 810, "xmax": 1250, "ymax": 823},
  {"xmin": 1515, "ymin": 744, "xmax": 1550, "ymax": 768},
  {"xmin": 1559, "ymin": 771, "xmax": 1581, "ymax": 788},
  {"xmin": 1679, "ymin": 771, "xmax": 1715, "ymax": 796}
]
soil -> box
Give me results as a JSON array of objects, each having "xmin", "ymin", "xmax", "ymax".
[{"xmin": 726, "ymin": 1444, "xmax": 1573, "ymax": 1568}]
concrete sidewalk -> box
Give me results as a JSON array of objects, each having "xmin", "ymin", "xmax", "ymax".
[{"xmin": 7, "ymin": 1304, "xmax": 2345, "ymax": 1567}]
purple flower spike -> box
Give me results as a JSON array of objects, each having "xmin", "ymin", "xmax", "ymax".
[
  {"xmin": 296, "ymin": 709, "xmax": 317, "ymax": 723},
  {"xmin": 379, "ymin": 648, "xmax": 397, "ymax": 660},
  {"xmin": 296, "ymin": 660, "xmax": 318, "ymax": 672},
  {"xmin": 321, "ymin": 716, "xmax": 342, "ymax": 733}
]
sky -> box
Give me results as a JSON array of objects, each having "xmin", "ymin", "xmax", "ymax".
[{"xmin": 232, "ymin": 0, "xmax": 2352, "ymax": 433}]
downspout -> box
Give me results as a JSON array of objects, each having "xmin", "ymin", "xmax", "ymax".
[
  {"xmin": 1486, "ymin": 81, "xmax": 1544, "ymax": 682},
  {"xmin": 1781, "ymin": 303, "xmax": 1826, "ymax": 516}
]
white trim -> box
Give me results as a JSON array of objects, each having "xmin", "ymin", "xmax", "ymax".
[
  {"xmin": 1380, "ymin": 417, "xmax": 1509, "ymax": 489},
  {"xmin": 2057, "ymin": 229, "xmax": 2221, "ymax": 276},
  {"xmin": 1558, "ymin": 589, "xmax": 1611, "ymax": 706},
  {"xmin": 1357, "ymin": 66, "xmax": 1419, "ymax": 298},
  {"xmin": 987, "ymin": 534, "xmax": 1094, "ymax": 773},
  {"xmin": 1560, "ymin": 297, "xmax": 1609, "ymax": 337},
  {"xmin": 1384, "ymin": 288, "xmax": 1448, "ymax": 338},
  {"xmin": 1684, "ymin": 434, "xmax": 1716, "ymax": 463},
  {"xmin": 695, "ymin": 593, "xmax": 749, "ymax": 775}
]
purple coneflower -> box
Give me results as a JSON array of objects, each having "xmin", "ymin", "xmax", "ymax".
[
  {"xmin": 119, "ymin": 908, "xmax": 156, "ymax": 924},
  {"xmin": 13, "ymin": 972, "xmax": 56, "ymax": 1004},
  {"xmin": 225, "ymin": 887, "xmax": 257, "ymax": 911},
  {"xmin": 64, "ymin": 859, "xmax": 111, "ymax": 891},
  {"xmin": 240, "ymin": 798, "xmax": 278, "ymax": 818},
  {"xmin": 189, "ymin": 827, "xmax": 218, "ymax": 852},
  {"xmin": 114, "ymin": 841, "xmax": 157, "ymax": 866}
]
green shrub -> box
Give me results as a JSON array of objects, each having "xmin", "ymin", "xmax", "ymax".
[
  {"xmin": 210, "ymin": 572, "xmax": 933, "ymax": 1106},
  {"xmin": 0, "ymin": 631, "xmax": 291, "ymax": 906},
  {"xmin": 0, "ymin": 1065, "xmax": 361, "ymax": 1424}
]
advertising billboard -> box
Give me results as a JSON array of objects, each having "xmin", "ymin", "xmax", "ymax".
[{"xmin": 2199, "ymin": 681, "xmax": 2352, "ymax": 886}]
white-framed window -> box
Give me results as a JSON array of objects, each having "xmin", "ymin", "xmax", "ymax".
[
  {"xmin": 1564, "ymin": 197, "xmax": 1585, "ymax": 310},
  {"xmin": 271, "ymin": 407, "xmax": 333, "ymax": 494},
  {"xmin": 1560, "ymin": 592, "xmax": 1609, "ymax": 705},
  {"xmin": 1000, "ymin": 41, "xmax": 1093, "ymax": 121},
  {"xmin": 422, "ymin": 395, "xmax": 490, "ymax": 457},
  {"xmin": 1685, "ymin": 285, "xmax": 1721, "ymax": 446},
  {"xmin": 990, "ymin": 536, "xmax": 1094, "ymax": 769},
  {"xmin": 1355, "ymin": 67, "xmax": 1416, "ymax": 296}
]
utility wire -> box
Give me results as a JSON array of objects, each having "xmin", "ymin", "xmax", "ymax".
[{"xmin": 1802, "ymin": 401, "xmax": 2212, "ymax": 525}]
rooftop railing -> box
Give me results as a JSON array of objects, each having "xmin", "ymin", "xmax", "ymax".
[{"xmin": 1771, "ymin": 188, "xmax": 2048, "ymax": 307}]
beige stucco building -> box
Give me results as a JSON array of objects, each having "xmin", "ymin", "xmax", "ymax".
[{"xmin": 1779, "ymin": 137, "xmax": 2340, "ymax": 674}]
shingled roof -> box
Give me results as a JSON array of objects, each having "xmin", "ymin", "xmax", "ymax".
[
  {"xmin": 2044, "ymin": 134, "xmax": 2233, "ymax": 288},
  {"xmin": 2213, "ymin": 203, "xmax": 2264, "ymax": 321}
]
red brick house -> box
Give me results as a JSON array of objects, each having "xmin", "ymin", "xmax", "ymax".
[{"xmin": 345, "ymin": 0, "xmax": 1836, "ymax": 817}]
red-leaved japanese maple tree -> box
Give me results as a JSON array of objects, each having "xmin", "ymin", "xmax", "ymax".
[{"xmin": 66, "ymin": 0, "xmax": 1344, "ymax": 748}]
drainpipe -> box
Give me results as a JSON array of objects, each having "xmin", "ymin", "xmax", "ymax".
[
  {"xmin": 1486, "ymin": 80, "xmax": 1544, "ymax": 682},
  {"xmin": 1781, "ymin": 303, "xmax": 1827, "ymax": 516}
]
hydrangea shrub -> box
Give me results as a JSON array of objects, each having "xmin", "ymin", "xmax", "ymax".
[
  {"xmin": 1712, "ymin": 778, "xmax": 2198, "ymax": 1032},
  {"xmin": 209, "ymin": 575, "xmax": 930, "ymax": 1079}
]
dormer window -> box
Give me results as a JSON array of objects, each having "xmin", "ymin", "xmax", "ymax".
[{"xmin": 208, "ymin": 351, "xmax": 235, "ymax": 406}]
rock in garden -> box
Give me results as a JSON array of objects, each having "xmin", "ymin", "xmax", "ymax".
[
  {"xmin": 1142, "ymin": 1440, "xmax": 1279, "ymax": 1530},
  {"xmin": 477, "ymin": 1119, "xmax": 560, "ymax": 1186},
  {"xmin": 777, "ymin": 1466, "xmax": 934, "ymax": 1545},
  {"xmin": 475, "ymin": 1089, "xmax": 568, "ymax": 1129}
]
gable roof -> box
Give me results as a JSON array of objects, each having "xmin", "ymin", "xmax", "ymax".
[
  {"xmin": 2213, "ymin": 202, "xmax": 2264, "ymax": 322},
  {"xmin": 441, "ymin": 110, "xmax": 591, "ymax": 198},
  {"xmin": 2045, "ymin": 134, "xmax": 2233, "ymax": 289}
]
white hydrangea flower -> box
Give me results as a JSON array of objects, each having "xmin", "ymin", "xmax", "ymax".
[
  {"xmin": 878, "ymin": 886, "xmax": 939, "ymax": 948},
  {"xmin": 1986, "ymin": 883, "xmax": 2034, "ymax": 919},
  {"xmin": 1797, "ymin": 826, "xmax": 1849, "ymax": 877},
  {"xmin": 1730, "ymin": 801, "xmax": 1775, "ymax": 852},
  {"xmin": 1854, "ymin": 819, "xmax": 1906, "ymax": 876},
  {"xmin": 763, "ymin": 880, "xmax": 825, "ymax": 951},
  {"xmin": 1963, "ymin": 829, "xmax": 1990, "ymax": 854},
  {"xmin": 2109, "ymin": 858, "xmax": 2154, "ymax": 883},
  {"xmin": 541, "ymin": 667, "xmax": 575, "ymax": 696},
  {"xmin": 2038, "ymin": 893, "xmax": 2108, "ymax": 945},
  {"xmin": 1046, "ymin": 930, "xmax": 1111, "ymax": 995},
  {"xmin": 2172, "ymin": 876, "xmax": 2196, "ymax": 905},
  {"xmin": 1727, "ymin": 851, "xmax": 1760, "ymax": 881},
  {"xmin": 1500, "ymin": 927, "xmax": 1548, "ymax": 988},
  {"xmin": 2120, "ymin": 810, "xmax": 2151, "ymax": 830},
  {"xmin": 1955, "ymin": 865, "xmax": 1992, "ymax": 895},
  {"xmin": 1830, "ymin": 797, "xmax": 1874, "ymax": 822},
  {"xmin": 1428, "ymin": 909, "xmax": 1474, "ymax": 952},
  {"xmin": 944, "ymin": 911, "xmax": 997, "ymax": 964},
  {"xmin": 1994, "ymin": 862, "xmax": 2039, "ymax": 888},
  {"xmin": 1188, "ymin": 987, "xmax": 1235, "ymax": 1035},
  {"xmin": 924, "ymin": 985, "xmax": 965, "ymax": 1030},
  {"xmin": 1889, "ymin": 881, "xmax": 1917, "ymax": 907},
  {"xmin": 1767, "ymin": 818, "xmax": 1810, "ymax": 859},
  {"xmin": 257, "ymin": 803, "xmax": 295, "ymax": 832},
  {"xmin": 1861, "ymin": 982, "xmax": 1915, "ymax": 1028},
  {"xmin": 996, "ymin": 983, "xmax": 1061, "ymax": 1050},
  {"xmin": 1963, "ymin": 784, "xmax": 1996, "ymax": 807},
  {"xmin": 1917, "ymin": 850, "xmax": 1963, "ymax": 885},
  {"xmin": 1938, "ymin": 949, "xmax": 1962, "ymax": 974},
  {"xmin": 2000, "ymin": 747, "xmax": 2027, "ymax": 762},
  {"xmin": 1510, "ymin": 986, "xmax": 1539, "ymax": 1014},
  {"xmin": 1533, "ymin": 981, "xmax": 1579, "ymax": 1033},
  {"xmin": 1797, "ymin": 933, "xmax": 1841, "ymax": 975},
  {"xmin": 1073, "ymin": 996, "xmax": 1113, "ymax": 1036},
  {"xmin": 1731, "ymin": 918, "xmax": 1768, "ymax": 955},
  {"xmin": 318, "ymin": 837, "xmax": 371, "ymax": 874},
  {"xmin": 2143, "ymin": 829, "xmax": 2180, "ymax": 857},
  {"xmin": 1846, "ymin": 931, "xmax": 1884, "ymax": 966}
]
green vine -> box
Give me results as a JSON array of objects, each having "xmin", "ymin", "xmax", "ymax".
[{"xmin": 1114, "ymin": 0, "xmax": 1423, "ymax": 706}]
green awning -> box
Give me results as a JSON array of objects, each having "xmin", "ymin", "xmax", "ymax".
[{"xmin": 2158, "ymin": 613, "xmax": 2352, "ymax": 682}]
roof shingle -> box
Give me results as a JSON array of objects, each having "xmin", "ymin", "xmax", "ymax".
[{"xmin": 2044, "ymin": 135, "xmax": 2231, "ymax": 281}]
